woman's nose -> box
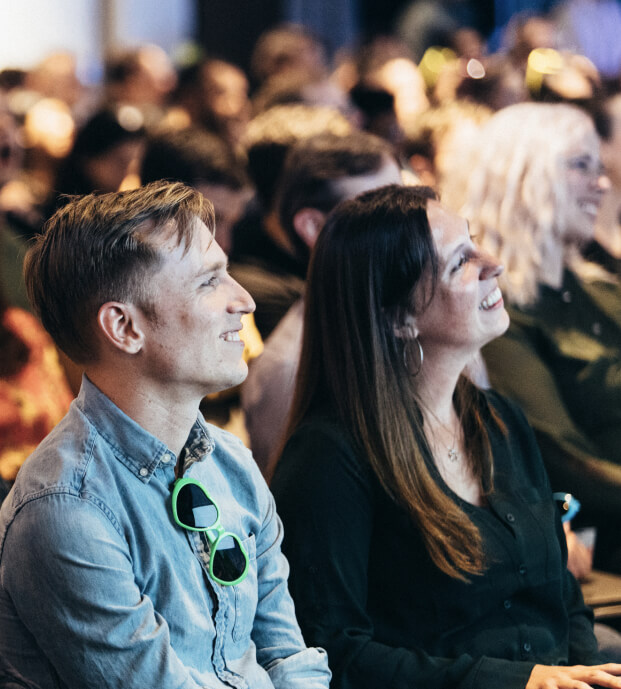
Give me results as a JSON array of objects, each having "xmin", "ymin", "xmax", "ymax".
[
  {"xmin": 479, "ymin": 253, "xmax": 504, "ymax": 280},
  {"xmin": 595, "ymin": 171, "xmax": 612, "ymax": 193}
]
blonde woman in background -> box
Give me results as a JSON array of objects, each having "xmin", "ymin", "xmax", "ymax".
[{"xmin": 461, "ymin": 102, "xmax": 621, "ymax": 572}]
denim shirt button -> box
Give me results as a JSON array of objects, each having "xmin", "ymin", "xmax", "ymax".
[
  {"xmin": 506, "ymin": 512, "xmax": 515, "ymax": 523},
  {"xmin": 161, "ymin": 453, "xmax": 173, "ymax": 464},
  {"xmin": 503, "ymin": 599, "xmax": 512, "ymax": 609},
  {"xmin": 519, "ymin": 564, "xmax": 527, "ymax": 575},
  {"xmin": 139, "ymin": 467, "xmax": 149, "ymax": 477}
]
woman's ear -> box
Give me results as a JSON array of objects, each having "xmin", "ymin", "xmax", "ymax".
[
  {"xmin": 97, "ymin": 302, "xmax": 145, "ymax": 354},
  {"xmin": 393, "ymin": 313, "xmax": 419, "ymax": 340}
]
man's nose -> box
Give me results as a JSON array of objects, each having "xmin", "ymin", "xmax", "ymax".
[{"xmin": 228, "ymin": 278, "xmax": 255, "ymax": 315}]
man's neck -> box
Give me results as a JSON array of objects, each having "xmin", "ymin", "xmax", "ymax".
[{"xmin": 85, "ymin": 368, "xmax": 200, "ymax": 457}]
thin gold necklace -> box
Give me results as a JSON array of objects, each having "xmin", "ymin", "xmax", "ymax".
[{"xmin": 424, "ymin": 408, "xmax": 461, "ymax": 463}]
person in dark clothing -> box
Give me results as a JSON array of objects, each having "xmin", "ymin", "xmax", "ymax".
[
  {"xmin": 229, "ymin": 104, "xmax": 351, "ymax": 338},
  {"xmin": 271, "ymin": 184, "xmax": 621, "ymax": 689}
]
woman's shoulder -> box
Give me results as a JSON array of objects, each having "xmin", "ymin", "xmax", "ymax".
[
  {"xmin": 281, "ymin": 411, "xmax": 357, "ymax": 467},
  {"xmin": 481, "ymin": 388, "xmax": 531, "ymax": 430},
  {"xmin": 481, "ymin": 388, "xmax": 549, "ymax": 486},
  {"xmin": 275, "ymin": 410, "xmax": 374, "ymax": 491}
]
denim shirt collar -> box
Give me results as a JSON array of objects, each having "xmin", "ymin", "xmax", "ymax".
[{"xmin": 76, "ymin": 375, "xmax": 215, "ymax": 483}]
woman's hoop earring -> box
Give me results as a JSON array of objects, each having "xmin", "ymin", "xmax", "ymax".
[{"xmin": 403, "ymin": 337, "xmax": 424, "ymax": 376}]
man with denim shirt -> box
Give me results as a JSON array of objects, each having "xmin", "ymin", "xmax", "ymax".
[{"xmin": 0, "ymin": 181, "xmax": 331, "ymax": 689}]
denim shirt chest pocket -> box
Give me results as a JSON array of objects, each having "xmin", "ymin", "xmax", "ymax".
[{"xmin": 231, "ymin": 533, "xmax": 258, "ymax": 643}]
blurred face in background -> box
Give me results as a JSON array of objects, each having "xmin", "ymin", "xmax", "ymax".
[
  {"xmin": 599, "ymin": 95, "xmax": 621, "ymax": 189},
  {"xmin": 83, "ymin": 139, "xmax": 144, "ymax": 193},
  {"xmin": 0, "ymin": 111, "xmax": 23, "ymax": 188},
  {"xmin": 562, "ymin": 127, "xmax": 610, "ymax": 245}
]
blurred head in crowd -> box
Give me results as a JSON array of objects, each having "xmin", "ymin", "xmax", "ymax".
[
  {"xmin": 106, "ymin": 45, "xmax": 177, "ymax": 108},
  {"xmin": 252, "ymin": 68, "xmax": 357, "ymax": 124},
  {"xmin": 141, "ymin": 127, "xmax": 251, "ymax": 253},
  {"xmin": 25, "ymin": 52, "xmax": 84, "ymax": 109},
  {"xmin": 404, "ymin": 100, "xmax": 491, "ymax": 198},
  {"xmin": 593, "ymin": 93, "xmax": 621, "ymax": 190},
  {"xmin": 505, "ymin": 14, "xmax": 558, "ymax": 69},
  {"xmin": 250, "ymin": 24, "xmax": 328, "ymax": 86},
  {"xmin": 0, "ymin": 105, "xmax": 23, "ymax": 189},
  {"xmin": 275, "ymin": 131, "xmax": 401, "ymax": 265},
  {"xmin": 53, "ymin": 108, "xmax": 145, "ymax": 200},
  {"xmin": 462, "ymin": 102, "xmax": 609, "ymax": 306},
  {"xmin": 355, "ymin": 37, "xmax": 429, "ymax": 135},
  {"xmin": 242, "ymin": 104, "xmax": 352, "ymax": 210}
]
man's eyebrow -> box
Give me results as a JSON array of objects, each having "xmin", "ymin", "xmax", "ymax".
[{"xmin": 196, "ymin": 260, "xmax": 228, "ymax": 278}]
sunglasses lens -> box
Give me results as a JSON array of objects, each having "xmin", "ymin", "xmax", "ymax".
[
  {"xmin": 212, "ymin": 535, "xmax": 247, "ymax": 582},
  {"xmin": 176, "ymin": 483, "xmax": 218, "ymax": 529}
]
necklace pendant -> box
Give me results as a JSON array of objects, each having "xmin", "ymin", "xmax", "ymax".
[{"xmin": 447, "ymin": 447, "xmax": 459, "ymax": 463}]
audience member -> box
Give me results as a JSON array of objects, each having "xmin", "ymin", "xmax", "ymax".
[
  {"xmin": 0, "ymin": 105, "xmax": 33, "ymax": 312},
  {"xmin": 0, "ymin": 275, "xmax": 73, "ymax": 489},
  {"xmin": 230, "ymin": 104, "xmax": 351, "ymax": 338},
  {"xmin": 590, "ymin": 93, "xmax": 621, "ymax": 274},
  {"xmin": 140, "ymin": 126, "xmax": 251, "ymax": 254},
  {"xmin": 104, "ymin": 45, "xmax": 177, "ymax": 129},
  {"xmin": 175, "ymin": 59, "xmax": 251, "ymax": 151},
  {"xmin": 272, "ymin": 184, "xmax": 620, "ymax": 688},
  {"xmin": 0, "ymin": 181, "xmax": 331, "ymax": 688},
  {"xmin": 250, "ymin": 24, "xmax": 329, "ymax": 87},
  {"xmin": 460, "ymin": 102, "xmax": 621, "ymax": 570},
  {"xmin": 241, "ymin": 131, "xmax": 401, "ymax": 477},
  {"xmin": 49, "ymin": 108, "xmax": 145, "ymax": 207}
]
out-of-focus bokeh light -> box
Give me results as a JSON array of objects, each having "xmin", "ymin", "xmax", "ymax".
[
  {"xmin": 419, "ymin": 47, "xmax": 457, "ymax": 89},
  {"xmin": 23, "ymin": 98, "xmax": 75, "ymax": 158},
  {"xmin": 466, "ymin": 59, "xmax": 486, "ymax": 80}
]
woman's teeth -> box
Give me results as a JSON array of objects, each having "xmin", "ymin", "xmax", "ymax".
[
  {"xmin": 223, "ymin": 331, "xmax": 241, "ymax": 342},
  {"xmin": 480, "ymin": 287, "xmax": 502, "ymax": 311}
]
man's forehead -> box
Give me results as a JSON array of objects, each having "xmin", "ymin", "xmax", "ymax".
[{"xmin": 148, "ymin": 216, "xmax": 214, "ymax": 253}]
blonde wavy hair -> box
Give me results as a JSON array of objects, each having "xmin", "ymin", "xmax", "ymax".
[{"xmin": 461, "ymin": 102, "xmax": 598, "ymax": 307}]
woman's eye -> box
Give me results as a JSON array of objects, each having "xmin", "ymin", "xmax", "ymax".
[
  {"xmin": 568, "ymin": 158, "xmax": 591, "ymax": 172},
  {"xmin": 451, "ymin": 254, "xmax": 470, "ymax": 273},
  {"xmin": 202, "ymin": 276, "xmax": 220, "ymax": 288}
]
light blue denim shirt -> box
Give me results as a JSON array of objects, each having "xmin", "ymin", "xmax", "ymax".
[{"xmin": 0, "ymin": 377, "xmax": 330, "ymax": 689}]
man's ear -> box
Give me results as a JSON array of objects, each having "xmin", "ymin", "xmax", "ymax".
[
  {"xmin": 97, "ymin": 302, "xmax": 145, "ymax": 354},
  {"xmin": 393, "ymin": 312, "xmax": 419, "ymax": 340},
  {"xmin": 292, "ymin": 207, "xmax": 326, "ymax": 250}
]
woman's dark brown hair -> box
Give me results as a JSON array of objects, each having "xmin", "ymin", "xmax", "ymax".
[{"xmin": 285, "ymin": 184, "xmax": 497, "ymax": 580}]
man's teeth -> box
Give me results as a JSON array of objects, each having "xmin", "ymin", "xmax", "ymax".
[
  {"xmin": 480, "ymin": 287, "xmax": 502, "ymax": 310},
  {"xmin": 223, "ymin": 331, "xmax": 241, "ymax": 342}
]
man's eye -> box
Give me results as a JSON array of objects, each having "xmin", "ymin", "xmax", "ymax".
[{"xmin": 202, "ymin": 276, "xmax": 220, "ymax": 288}]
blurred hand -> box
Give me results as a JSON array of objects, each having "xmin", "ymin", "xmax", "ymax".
[{"xmin": 564, "ymin": 520, "xmax": 593, "ymax": 581}]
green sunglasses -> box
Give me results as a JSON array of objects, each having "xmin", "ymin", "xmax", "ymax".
[{"xmin": 171, "ymin": 477, "xmax": 249, "ymax": 586}]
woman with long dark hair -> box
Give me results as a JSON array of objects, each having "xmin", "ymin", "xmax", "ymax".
[{"xmin": 271, "ymin": 184, "xmax": 621, "ymax": 689}]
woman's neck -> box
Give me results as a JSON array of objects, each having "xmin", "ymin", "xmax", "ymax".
[
  {"xmin": 416, "ymin": 349, "xmax": 485, "ymax": 507},
  {"xmin": 416, "ymin": 350, "xmax": 463, "ymax": 423},
  {"xmin": 538, "ymin": 240, "xmax": 565, "ymax": 290}
]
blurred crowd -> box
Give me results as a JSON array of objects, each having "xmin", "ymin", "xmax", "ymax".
[{"xmin": 2, "ymin": 4, "xmax": 621, "ymax": 571}]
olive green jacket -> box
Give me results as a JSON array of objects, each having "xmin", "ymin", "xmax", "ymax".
[{"xmin": 483, "ymin": 269, "xmax": 621, "ymax": 525}]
